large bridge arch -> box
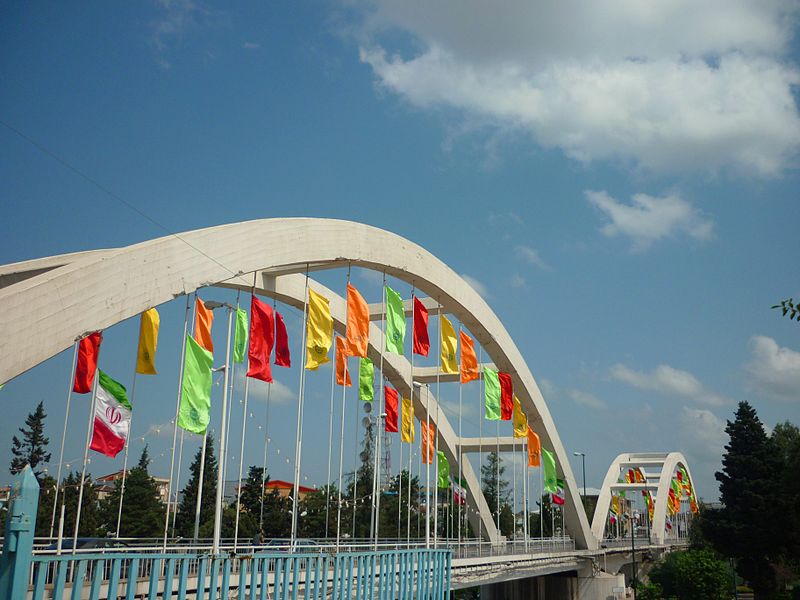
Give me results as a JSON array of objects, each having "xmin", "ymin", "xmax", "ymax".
[{"xmin": 0, "ymin": 218, "xmax": 595, "ymax": 549}]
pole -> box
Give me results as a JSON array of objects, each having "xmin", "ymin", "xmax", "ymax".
[
  {"xmin": 433, "ymin": 303, "xmax": 441, "ymax": 548},
  {"xmin": 193, "ymin": 432, "xmax": 208, "ymax": 541},
  {"xmin": 72, "ymin": 370, "xmax": 99, "ymax": 552},
  {"xmin": 370, "ymin": 275, "xmax": 387, "ymax": 549},
  {"xmin": 163, "ymin": 294, "xmax": 192, "ymax": 550},
  {"xmin": 325, "ymin": 354, "xmax": 335, "ymax": 538},
  {"xmin": 631, "ymin": 510, "xmax": 637, "ymax": 598},
  {"xmin": 221, "ymin": 293, "xmax": 240, "ymax": 490},
  {"xmin": 258, "ymin": 381, "xmax": 272, "ymax": 536},
  {"xmin": 170, "ymin": 431, "xmax": 185, "ymax": 536},
  {"xmin": 478, "ymin": 347, "xmax": 483, "ymax": 554},
  {"xmin": 51, "ymin": 341, "xmax": 79, "ymax": 538},
  {"xmin": 289, "ymin": 269, "xmax": 310, "ymax": 549},
  {"xmin": 512, "ymin": 436, "xmax": 517, "ymax": 540},
  {"xmin": 408, "ymin": 288, "xmax": 416, "ymax": 546},
  {"xmin": 335, "ymin": 356, "xmax": 348, "ymax": 549},
  {"xmin": 211, "ymin": 306, "xmax": 234, "ymax": 554},
  {"xmin": 233, "ymin": 373, "xmax": 252, "ymax": 549},
  {"xmin": 457, "ymin": 326, "xmax": 463, "ymax": 547},
  {"xmin": 115, "ymin": 369, "xmax": 139, "ymax": 538}
]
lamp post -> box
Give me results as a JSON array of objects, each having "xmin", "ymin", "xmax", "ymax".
[{"xmin": 573, "ymin": 452, "xmax": 586, "ymax": 499}]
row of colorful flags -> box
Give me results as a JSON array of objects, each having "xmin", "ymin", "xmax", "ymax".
[{"xmin": 608, "ymin": 465, "xmax": 698, "ymax": 526}]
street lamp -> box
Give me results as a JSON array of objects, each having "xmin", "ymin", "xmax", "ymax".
[{"xmin": 573, "ymin": 452, "xmax": 586, "ymax": 499}]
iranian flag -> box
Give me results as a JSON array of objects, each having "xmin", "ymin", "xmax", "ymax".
[
  {"xmin": 453, "ymin": 479, "xmax": 467, "ymax": 506},
  {"xmin": 89, "ymin": 371, "xmax": 131, "ymax": 458},
  {"xmin": 551, "ymin": 478, "xmax": 566, "ymax": 506}
]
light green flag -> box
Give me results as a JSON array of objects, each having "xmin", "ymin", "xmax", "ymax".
[
  {"xmin": 385, "ymin": 285, "xmax": 405, "ymax": 355},
  {"xmin": 233, "ymin": 308, "xmax": 248, "ymax": 364},
  {"xmin": 484, "ymin": 367, "xmax": 501, "ymax": 420},
  {"xmin": 542, "ymin": 448, "xmax": 558, "ymax": 493},
  {"xmin": 359, "ymin": 357, "xmax": 374, "ymax": 402},
  {"xmin": 437, "ymin": 451, "xmax": 450, "ymax": 489},
  {"xmin": 178, "ymin": 335, "xmax": 213, "ymax": 434}
]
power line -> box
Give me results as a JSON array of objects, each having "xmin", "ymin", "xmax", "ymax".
[{"xmin": 0, "ymin": 119, "xmax": 238, "ymax": 278}]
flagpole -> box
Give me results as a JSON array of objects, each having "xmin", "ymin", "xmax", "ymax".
[
  {"xmin": 73, "ymin": 369, "xmax": 99, "ymax": 552},
  {"xmin": 478, "ymin": 347, "xmax": 483, "ymax": 556},
  {"xmin": 233, "ymin": 372, "xmax": 251, "ymax": 550},
  {"xmin": 221, "ymin": 292, "xmax": 241, "ymax": 491},
  {"xmin": 115, "ymin": 368, "xmax": 138, "ymax": 538},
  {"xmin": 171, "ymin": 431, "xmax": 185, "ymax": 536},
  {"xmin": 212, "ymin": 304, "xmax": 234, "ymax": 555},
  {"xmin": 193, "ymin": 432, "xmax": 207, "ymax": 541},
  {"xmin": 457, "ymin": 326, "xmax": 463, "ymax": 548},
  {"xmin": 512, "ymin": 436, "xmax": 517, "ymax": 541},
  {"xmin": 424, "ymin": 383, "xmax": 430, "ymax": 549},
  {"xmin": 325, "ymin": 349, "xmax": 335, "ymax": 538},
  {"xmin": 407, "ymin": 287, "xmax": 415, "ymax": 546},
  {"xmin": 336, "ymin": 269, "xmax": 351, "ymax": 550},
  {"xmin": 290, "ymin": 268, "xmax": 310, "ymax": 550},
  {"xmin": 539, "ymin": 463, "xmax": 544, "ymax": 541},
  {"xmin": 523, "ymin": 440, "xmax": 529, "ymax": 552},
  {"xmin": 50, "ymin": 340, "xmax": 78, "ymax": 538},
  {"xmin": 495, "ymin": 420, "xmax": 500, "ymax": 535},
  {"xmin": 370, "ymin": 274, "xmax": 387, "ymax": 550},
  {"xmin": 258, "ymin": 379, "xmax": 272, "ymax": 536},
  {"xmin": 434, "ymin": 302, "xmax": 441, "ymax": 549},
  {"xmin": 163, "ymin": 293, "xmax": 192, "ymax": 551}
]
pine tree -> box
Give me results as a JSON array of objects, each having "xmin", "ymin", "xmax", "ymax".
[
  {"xmin": 260, "ymin": 489, "xmax": 291, "ymax": 538},
  {"xmin": 299, "ymin": 485, "xmax": 338, "ymax": 538},
  {"xmin": 239, "ymin": 465, "xmax": 267, "ymax": 522},
  {"xmin": 704, "ymin": 401, "xmax": 782, "ymax": 597},
  {"xmin": 174, "ymin": 435, "xmax": 217, "ymax": 538},
  {"xmin": 59, "ymin": 471, "xmax": 100, "ymax": 537},
  {"xmin": 35, "ymin": 475, "xmax": 57, "ymax": 537},
  {"xmin": 10, "ymin": 401, "xmax": 51, "ymax": 478},
  {"xmin": 345, "ymin": 416, "xmax": 375, "ymax": 538},
  {"xmin": 99, "ymin": 446, "xmax": 165, "ymax": 537},
  {"xmin": 481, "ymin": 452, "xmax": 513, "ymax": 536}
]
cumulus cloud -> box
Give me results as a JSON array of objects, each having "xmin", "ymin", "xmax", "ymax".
[
  {"xmin": 461, "ymin": 273, "xmax": 490, "ymax": 298},
  {"xmin": 568, "ymin": 389, "xmax": 607, "ymax": 410},
  {"xmin": 586, "ymin": 190, "xmax": 713, "ymax": 251},
  {"xmin": 679, "ymin": 406, "xmax": 727, "ymax": 471},
  {"xmin": 746, "ymin": 335, "xmax": 800, "ymax": 402},
  {"xmin": 357, "ymin": 1, "xmax": 800, "ymax": 175},
  {"xmin": 611, "ymin": 363, "xmax": 729, "ymax": 407},
  {"xmin": 233, "ymin": 368, "xmax": 295, "ymax": 404},
  {"xmin": 515, "ymin": 244, "xmax": 551, "ymax": 270}
]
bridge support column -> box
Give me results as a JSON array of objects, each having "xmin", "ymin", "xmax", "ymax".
[
  {"xmin": 480, "ymin": 574, "xmax": 578, "ymax": 600},
  {"xmin": 576, "ymin": 564, "xmax": 626, "ymax": 600}
]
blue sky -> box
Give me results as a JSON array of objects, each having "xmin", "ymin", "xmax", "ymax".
[{"xmin": 1, "ymin": 1, "xmax": 799, "ymax": 505}]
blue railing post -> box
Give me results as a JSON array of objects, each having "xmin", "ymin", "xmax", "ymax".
[{"xmin": 0, "ymin": 465, "xmax": 40, "ymax": 600}]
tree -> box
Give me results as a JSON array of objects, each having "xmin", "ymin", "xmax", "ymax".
[
  {"xmin": 174, "ymin": 435, "xmax": 217, "ymax": 538},
  {"xmin": 704, "ymin": 401, "xmax": 782, "ymax": 597},
  {"xmin": 649, "ymin": 549, "xmax": 731, "ymax": 600},
  {"xmin": 299, "ymin": 485, "xmax": 338, "ymax": 538},
  {"xmin": 99, "ymin": 446, "xmax": 165, "ymax": 537},
  {"xmin": 36, "ymin": 475, "xmax": 57, "ymax": 537},
  {"xmin": 481, "ymin": 452, "xmax": 513, "ymax": 537},
  {"xmin": 345, "ymin": 416, "xmax": 376, "ymax": 539},
  {"xmin": 239, "ymin": 466, "xmax": 268, "ymax": 526},
  {"xmin": 260, "ymin": 489, "xmax": 291, "ymax": 538},
  {"xmin": 10, "ymin": 401, "xmax": 51, "ymax": 478},
  {"xmin": 769, "ymin": 422, "xmax": 800, "ymax": 587},
  {"xmin": 59, "ymin": 471, "xmax": 100, "ymax": 537}
]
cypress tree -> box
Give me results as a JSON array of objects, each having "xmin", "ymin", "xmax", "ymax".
[{"xmin": 10, "ymin": 401, "xmax": 51, "ymax": 478}]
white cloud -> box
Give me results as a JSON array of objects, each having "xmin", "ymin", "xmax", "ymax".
[
  {"xmin": 510, "ymin": 274, "xmax": 526, "ymax": 288},
  {"xmin": 611, "ymin": 363, "xmax": 729, "ymax": 407},
  {"xmin": 233, "ymin": 368, "xmax": 296, "ymax": 405},
  {"xmin": 746, "ymin": 335, "xmax": 800, "ymax": 402},
  {"xmin": 515, "ymin": 244, "xmax": 551, "ymax": 270},
  {"xmin": 242, "ymin": 41, "xmax": 261, "ymax": 50},
  {"xmin": 678, "ymin": 406, "xmax": 727, "ymax": 476},
  {"xmin": 358, "ymin": 1, "xmax": 800, "ymax": 176},
  {"xmin": 461, "ymin": 273, "xmax": 490, "ymax": 298},
  {"xmin": 585, "ymin": 190, "xmax": 713, "ymax": 251},
  {"xmin": 568, "ymin": 389, "xmax": 607, "ymax": 410}
]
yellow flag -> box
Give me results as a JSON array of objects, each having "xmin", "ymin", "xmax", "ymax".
[
  {"xmin": 611, "ymin": 495, "xmax": 620, "ymax": 515},
  {"xmin": 305, "ymin": 288, "xmax": 333, "ymax": 370},
  {"xmin": 440, "ymin": 315, "xmax": 458, "ymax": 374},
  {"xmin": 136, "ymin": 308, "xmax": 160, "ymax": 375},
  {"xmin": 401, "ymin": 397, "xmax": 414, "ymax": 443},
  {"xmin": 512, "ymin": 396, "xmax": 527, "ymax": 438}
]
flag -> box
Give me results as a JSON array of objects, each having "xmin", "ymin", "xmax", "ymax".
[
  {"xmin": 499, "ymin": 371, "xmax": 513, "ymax": 420},
  {"xmin": 359, "ymin": 357, "xmax": 374, "ymax": 401},
  {"xmin": 89, "ymin": 371, "xmax": 131, "ymax": 458},
  {"xmin": 274, "ymin": 311, "xmax": 291, "ymax": 367},
  {"xmin": 74, "ymin": 332, "xmax": 102, "ymax": 393},
  {"xmin": 512, "ymin": 396, "xmax": 527, "ymax": 438},
  {"xmin": 385, "ymin": 386, "xmax": 399, "ymax": 432},
  {"xmin": 194, "ymin": 297, "xmax": 214, "ymax": 353},
  {"xmin": 178, "ymin": 336, "xmax": 213, "ymax": 434},
  {"xmin": 335, "ymin": 336, "xmax": 352, "ymax": 386},
  {"xmin": 611, "ymin": 495, "xmax": 620, "ymax": 516},
  {"xmin": 625, "ymin": 469, "xmax": 635, "ymax": 484},
  {"xmin": 690, "ymin": 499, "xmax": 699, "ymax": 514},
  {"xmin": 551, "ymin": 478, "xmax": 565, "ymax": 505},
  {"xmin": 305, "ymin": 288, "xmax": 333, "ymax": 370},
  {"xmin": 459, "ymin": 330, "xmax": 478, "ymax": 383},
  {"xmin": 634, "ymin": 468, "xmax": 645, "ymax": 484},
  {"xmin": 667, "ymin": 488, "xmax": 678, "ymax": 515},
  {"xmin": 346, "ymin": 283, "xmax": 370, "ymax": 358},
  {"xmin": 542, "ymin": 448, "xmax": 557, "ymax": 492},
  {"xmin": 233, "ymin": 307, "xmax": 248, "ymax": 364},
  {"xmin": 247, "ymin": 296, "xmax": 274, "ymax": 383},
  {"xmin": 437, "ymin": 451, "xmax": 450, "ymax": 488},
  {"xmin": 526, "ymin": 426, "xmax": 541, "ymax": 467},
  {"xmin": 439, "ymin": 314, "xmax": 459, "ymax": 374},
  {"xmin": 413, "ymin": 297, "xmax": 430, "ymax": 356},
  {"xmin": 453, "ymin": 479, "xmax": 467, "ymax": 505},
  {"xmin": 483, "ymin": 367, "xmax": 501, "ymax": 420},
  {"xmin": 401, "ymin": 397, "xmax": 414, "ymax": 443},
  {"xmin": 135, "ymin": 308, "xmax": 160, "ymax": 375},
  {"xmin": 385, "ymin": 285, "xmax": 405, "ymax": 355},
  {"xmin": 421, "ymin": 420, "xmax": 436, "ymax": 464}
]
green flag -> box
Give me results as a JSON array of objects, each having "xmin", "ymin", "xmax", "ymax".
[
  {"xmin": 233, "ymin": 308, "xmax": 248, "ymax": 364},
  {"xmin": 385, "ymin": 285, "xmax": 405, "ymax": 355},
  {"xmin": 437, "ymin": 451, "xmax": 450, "ymax": 489},
  {"xmin": 359, "ymin": 357, "xmax": 374, "ymax": 402},
  {"xmin": 542, "ymin": 448, "xmax": 558, "ymax": 493},
  {"xmin": 178, "ymin": 335, "xmax": 213, "ymax": 434},
  {"xmin": 484, "ymin": 367, "xmax": 501, "ymax": 420}
]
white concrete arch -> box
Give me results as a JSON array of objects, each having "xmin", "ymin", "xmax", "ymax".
[
  {"xmin": 591, "ymin": 452, "xmax": 696, "ymax": 545},
  {"xmin": 0, "ymin": 218, "xmax": 595, "ymax": 549}
]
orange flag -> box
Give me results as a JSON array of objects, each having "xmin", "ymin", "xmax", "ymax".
[
  {"xmin": 421, "ymin": 420, "xmax": 436, "ymax": 464},
  {"xmin": 346, "ymin": 283, "xmax": 370, "ymax": 358},
  {"xmin": 335, "ymin": 336, "xmax": 352, "ymax": 387},
  {"xmin": 526, "ymin": 426, "xmax": 541, "ymax": 467},
  {"xmin": 194, "ymin": 297, "xmax": 214, "ymax": 353},
  {"xmin": 459, "ymin": 330, "xmax": 478, "ymax": 383}
]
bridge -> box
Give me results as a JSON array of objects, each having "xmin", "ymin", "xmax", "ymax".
[{"xmin": 0, "ymin": 218, "xmax": 699, "ymax": 599}]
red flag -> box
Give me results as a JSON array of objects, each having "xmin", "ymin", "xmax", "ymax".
[
  {"xmin": 385, "ymin": 386, "xmax": 399, "ymax": 433},
  {"xmin": 247, "ymin": 296, "xmax": 274, "ymax": 383},
  {"xmin": 413, "ymin": 297, "xmax": 430, "ymax": 357},
  {"xmin": 73, "ymin": 332, "xmax": 102, "ymax": 393},
  {"xmin": 336, "ymin": 336, "xmax": 352, "ymax": 386},
  {"xmin": 498, "ymin": 371, "xmax": 513, "ymax": 420},
  {"xmin": 274, "ymin": 311, "xmax": 291, "ymax": 368}
]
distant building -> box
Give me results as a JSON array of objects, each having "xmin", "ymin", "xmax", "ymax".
[
  {"xmin": 264, "ymin": 479, "xmax": 317, "ymax": 501},
  {"xmin": 95, "ymin": 470, "xmax": 170, "ymax": 504}
]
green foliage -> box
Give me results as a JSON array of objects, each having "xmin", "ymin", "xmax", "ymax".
[
  {"xmin": 649, "ymin": 549, "xmax": 730, "ymax": 600},
  {"xmin": 10, "ymin": 401, "xmax": 51, "ymax": 478},
  {"xmin": 772, "ymin": 298, "xmax": 800, "ymax": 323},
  {"xmin": 59, "ymin": 471, "xmax": 100, "ymax": 537},
  {"xmin": 377, "ymin": 470, "xmax": 423, "ymax": 539},
  {"xmin": 238, "ymin": 465, "xmax": 268, "ymax": 526},
  {"xmin": 344, "ymin": 417, "xmax": 376, "ymax": 539},
  {"xmin": 174, "ymin": 434, "xmax": 217, "ymax": 538},
  {"xmin": 634, "ymin": 581, "xmax": 662, "ymax": 600},
  {"xmin": 35, "ymin": 475, "xmax": 57, "ymax": 536},
  {"xmin": 299, "ymin": 485, "xmax": 338, "ymax": 538},
  {"xmin": 260, "ymin": 489, "xmax": 291, "ymax": 538},
  {"xmin": 481, "ymin": 452, "xmax": 514, "ymax": 537}
]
